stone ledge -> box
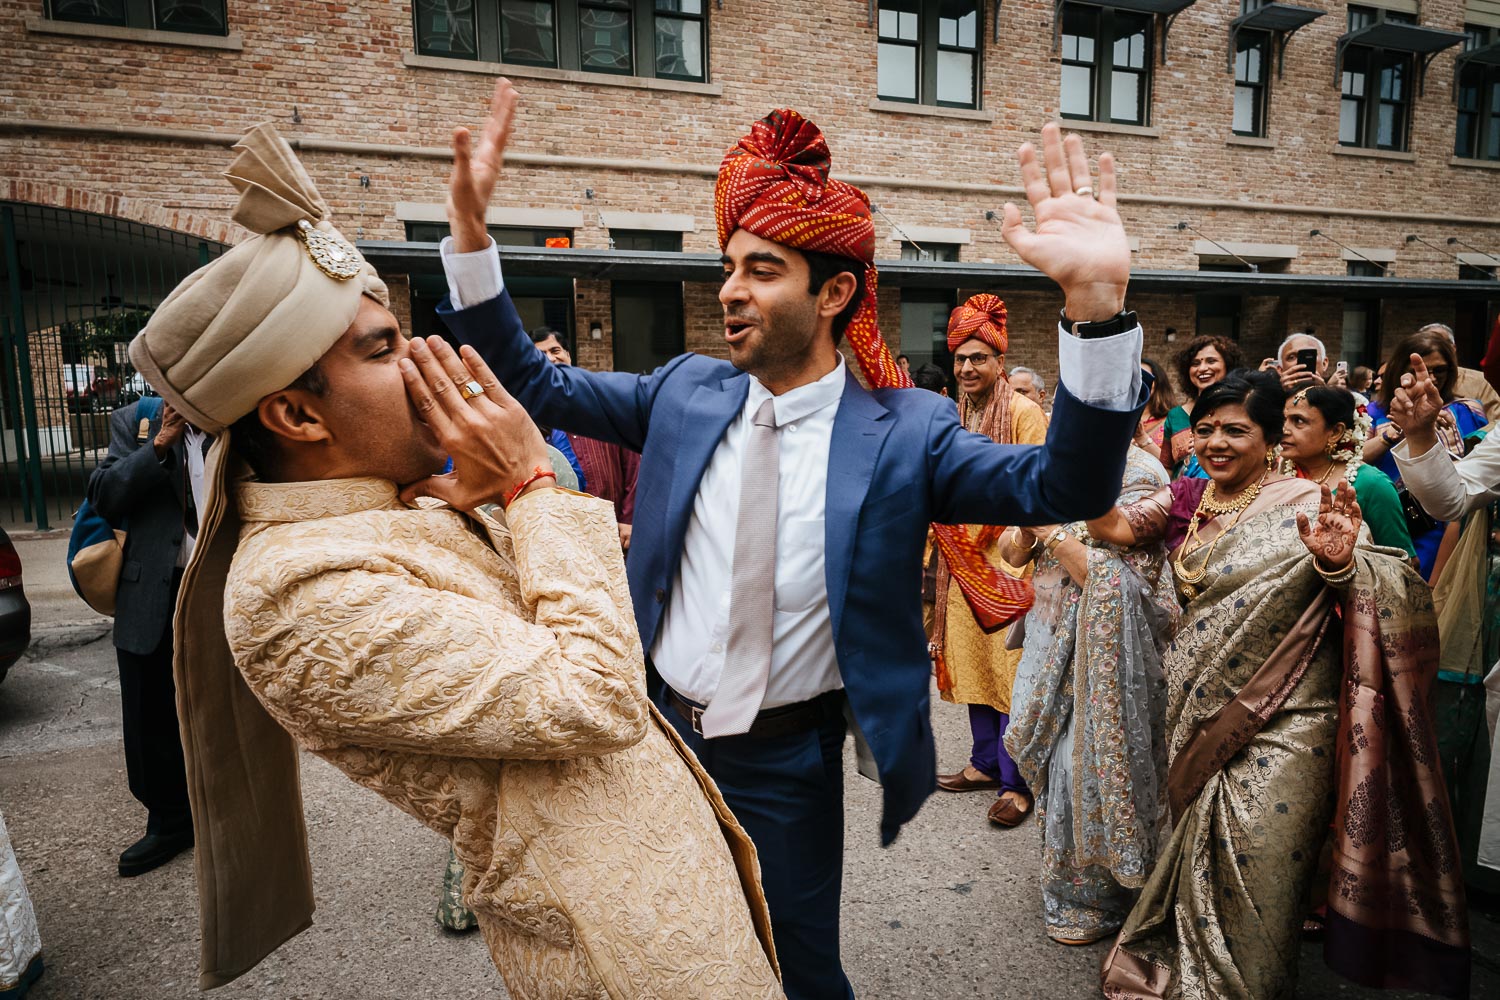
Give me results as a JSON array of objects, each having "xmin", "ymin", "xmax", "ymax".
[
  {"xmin": 1332, "ymin": 145, "xmax": 1417, "ymax": 163},
  {"xmin": 1449, "ymin": 156, "xmax": 1500, "ymax": 171},
  {"xmin": 1054, "ymin": 118, "xmax": 1162, "ymax": 139},
  {"xmin": 27, "ymin": 16, "xmax": 242, "ymax": 50},
  {"xmin": 868, "ymin": 100, "xmax": 996, "ymax": 123},
  {"xmin": 402, "ymin": 52, "xmax": 723, "ymax": 96},
  {"xmin": 1226, "ymin": 135, "xmax": 1276, "ymax": 149}
]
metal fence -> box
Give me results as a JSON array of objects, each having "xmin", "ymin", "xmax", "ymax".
[{"xmin": 0, "ymin": 202, "xmax": 226, "ymax": 530}]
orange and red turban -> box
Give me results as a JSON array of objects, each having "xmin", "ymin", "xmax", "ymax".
[
  {"xmin": 947, "ymin": 294, "xmax": 1008, "ymax": 355},
  {"xmin": 715, "ymin": 110, "xmax": 1032, "ymax": 631},
  {"xmin": 715, "ymin": 109, "xmax": 906, "ymax": 391}
]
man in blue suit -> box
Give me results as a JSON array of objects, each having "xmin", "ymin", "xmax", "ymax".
[{"xmin": 422, "ymin": 81, "xmax": 1148, "ymax": 1000}]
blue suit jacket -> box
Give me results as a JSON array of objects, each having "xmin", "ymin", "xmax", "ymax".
[{"xmin": 441, "ymin": 292, "xmax": 1147, "ymax": 843}]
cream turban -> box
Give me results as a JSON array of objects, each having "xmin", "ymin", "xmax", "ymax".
[
  {"xmin": 129, "ymin": 122, "xmax": 387, "ymax": 433},
  {"xmin": 128, "ymin": 124, "xmax": 390, "ymax": 988}
]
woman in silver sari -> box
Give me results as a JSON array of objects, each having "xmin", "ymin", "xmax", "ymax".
[
  {"xmin": 1086, "ymin": 372, "xmax": 1468, "ymax": 999},
  {"xmin": 1001, "ymin": 445, "xmax": 1177, "ymax": 945}
]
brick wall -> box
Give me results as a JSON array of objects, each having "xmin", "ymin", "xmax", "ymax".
[{"xmin": 3, "ymin": 0, "xmax": 1495, "ymax": 377}]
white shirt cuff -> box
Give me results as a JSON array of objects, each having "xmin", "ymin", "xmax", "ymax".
[
  {"xmin": 1055, "ymin": 323, "xmax": 1144, "ymax": 410},
  {"xmin": 439, "ymin": 235, "xmax": 504, "ymax": 309},
  {"xmin": 1391, "ymin": 437, "xmax": 1453, "ymax": 469}
]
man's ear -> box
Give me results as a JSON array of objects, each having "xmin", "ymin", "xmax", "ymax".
[
  {"xmin": 255, "ymin": 390, "xmax": 332, "ymax": 446},
  {"xmin": 816, "ymin": 271, "xmax": 859, "ymax": 320}
]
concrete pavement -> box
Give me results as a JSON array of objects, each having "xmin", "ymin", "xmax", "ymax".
[{"xmin": 1, "ymin": 608, "xmax": 1497, "ymax": 997}]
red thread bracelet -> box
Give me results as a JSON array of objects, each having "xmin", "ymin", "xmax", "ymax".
[{"xmin": 503, "ymin": 465, "xmax": 557, "ymax": 508}]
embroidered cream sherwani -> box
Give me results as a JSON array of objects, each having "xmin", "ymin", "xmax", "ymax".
[{"xmin": 222, "ymin": 477, "xmax": 781, "ymax": 1000}]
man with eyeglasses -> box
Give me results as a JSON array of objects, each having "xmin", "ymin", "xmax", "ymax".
[{"xmin": 931, "ymin": 294, "xmax": 1047, "ymax": 829}]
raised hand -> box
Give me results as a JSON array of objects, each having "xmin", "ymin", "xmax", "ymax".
[
  {"xmin": 152, "ymin": 402, "xmax": 187, "ymax": 459},
  {"xmin": 1001, "ymin": 123, "xmax": 1130, "ymax": 323},
  {"xmin": 1388, "ymin": 353, "xmax": 1445, "ymax": 455},
  {"xmin": 1296, "ymin": 480, "xmax": 1361, "ymax": 573},
  {"xmin": 447, "ymin": 77, "xmax": 519, "ymax": 253},
  {"xmin": 398, "ymin": 336, "xmax": 552, "ymax": 512}
]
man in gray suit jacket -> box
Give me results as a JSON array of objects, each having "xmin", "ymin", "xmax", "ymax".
[{"xmin": 86, "ymin": 399, "xmax": 199, "ymax": 876}]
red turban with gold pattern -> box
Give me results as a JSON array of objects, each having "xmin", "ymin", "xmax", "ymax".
[
  {"xmin": 715, "ymin": 110, "xmax": 1032, "ymax": 632},
  {"xmin": 947, "ymin": 294, "xmax": 1009, "ymax": 355},
  {"xmin": 715, "ymin": 109, "xmax": 906, "ymax": 391}
]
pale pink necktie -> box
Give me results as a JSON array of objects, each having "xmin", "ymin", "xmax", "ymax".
[{"xmin": 700, "ymin": 398, "xmax": 779, "ymax": 738}]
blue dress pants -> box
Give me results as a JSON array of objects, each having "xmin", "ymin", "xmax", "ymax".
[{"xmin": 653, "ymin": 685, "xmax": 856, "ymax": 1000}]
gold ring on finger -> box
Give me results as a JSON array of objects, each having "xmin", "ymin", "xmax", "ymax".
[
  {"xmin": 1074, "ymin": 185, "xmax": 1094, "ymax": 198},
  {"xmin": 459, "ymin": 379, "xmax": 484, "ymax": 401}
]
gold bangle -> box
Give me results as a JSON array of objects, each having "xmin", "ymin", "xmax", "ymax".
[{"xmin": 1314, "ymin": 558, "xmax": 1357, "ymax": 586}]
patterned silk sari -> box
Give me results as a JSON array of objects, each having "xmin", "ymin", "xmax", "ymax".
[
  {"xmin": 1006, "ymin": 447, "xmax": 1178, "ymax": 941},
  {"xmin": 1101, "ymin": 478, "xmax": 1470, "ymax": 1000}
]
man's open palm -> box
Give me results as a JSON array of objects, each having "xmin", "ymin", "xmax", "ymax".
[
  {"xmin": 1001, "ymin": 123, "xmax": 1130, "ymax": 319},
  {"xmin": 447, "ymin": 78, "xmax": 518, "ymax": 251}
]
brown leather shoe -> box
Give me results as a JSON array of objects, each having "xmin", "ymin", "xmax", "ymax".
[
  {"xmin": 937, "ymin": 768, "xmax": 1001, "ymax": 793},
  {"xmin": 987, "ymin": 791, "xmax": 1033, "ymax": 827}
]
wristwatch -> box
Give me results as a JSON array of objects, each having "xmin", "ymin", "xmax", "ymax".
[
  {"xmin": 1043, "ymin": 527, "xmax": 1071, "ymax": 555},
  {"xmin": 1060, "ymin": 309, "xmax": 1137, "ymax": 340}
]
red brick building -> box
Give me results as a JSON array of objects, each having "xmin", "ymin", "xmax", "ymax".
[{"xmin": 2, "ymin": 1, "xmax": 1498, "ymax": 520}]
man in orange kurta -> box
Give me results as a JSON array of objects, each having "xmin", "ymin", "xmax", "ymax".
[{"xmin": 931, "ymin": 296, "xmax": 1047, "ymax": 827}]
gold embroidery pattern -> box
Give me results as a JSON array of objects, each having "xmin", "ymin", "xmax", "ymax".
[{"xmin": 225, "ymin": 478, "xmax": 780, "ymax": 998}]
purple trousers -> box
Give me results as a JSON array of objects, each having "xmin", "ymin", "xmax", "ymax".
[{"xmin": 969, "ymin": 704, "xmax": 1030, "ymax": 797}]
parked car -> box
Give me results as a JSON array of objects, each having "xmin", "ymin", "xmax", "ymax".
[{"xmin": 0, "ymin": 527, "xmax": 32, "ymax": 685}]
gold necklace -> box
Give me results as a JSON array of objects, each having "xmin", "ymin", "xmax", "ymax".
[
  {"xmin": 1304, "ymin": 460, "xmax": 1338, "ymax": 485},
  {"xmin": 1173, "ymin": 474, "xmax": 1266, "ymax": 600}
]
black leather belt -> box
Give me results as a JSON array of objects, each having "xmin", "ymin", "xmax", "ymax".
[{"xmin": 667, "ymin": 688, "xmax": 845, "ymax": 740}]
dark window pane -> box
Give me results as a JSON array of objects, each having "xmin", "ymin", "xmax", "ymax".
[
  {"xmin": 611, "ymin": 229, "xmax": 683, "ymax": 252},
  {"xmin": 878, "ymin": 42, "xmax": 918, "ymax": 100},
  {"xmin": 50, "ymin": 0, "xmax": 126, "ymax": 25},
  {"xmin": 501, "ymin": 1, "xmax": 556, "ymax": 65},
  {"xmin": 1062, "ymin": 5, "xmax": 1095, "ymax": 61},
  {"xmin": 937, "ymin": 50, "xmax": 974, "ymax": 106},
  {"xmin": 579, "ymin": 5, "xmax": 632, "ymax": 73},
  {"xmin": 938, "ymin": 0, "xmax": 978, "ymax": 49},
  {"xmin": 414, "ymin": 0, "xmax": 477, "ymax": 58},
  {"xmin": 655, "ymin": 16, "xmax": 703, "ymax": 79},
  {"xmin": 489, "ymin": 225, "xmax": 572, "ymax": 247},
  {"xmin": 613, "ymin": 282, "xmax": 684, "ymax": 374},
  {"xmin": 879, "ymin": 0, "xmax": 920, "ymax": 41},
  {"xmin": 1235, "ymin": 34, "xmax": 1263, "ymax": 85},
  {"xmin": 1347, "ymin": 6, "xmax": 1375, "ymax": 31},
  {"xmin": 155, "ymin": 0, "xmax": 227, "ymax": 34},
  {"xmin": 1112, "ymin": 12, "xmax": 1149, "ymax": 70}
]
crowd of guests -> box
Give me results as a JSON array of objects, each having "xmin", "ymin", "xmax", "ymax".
[
  {"xmin": 937, "ymin": 313, "xmax": 1499, "ymax": 998},
  {"xmin": 5, "ymin": 81, "xmax": 1498, "ymax": 1000}
]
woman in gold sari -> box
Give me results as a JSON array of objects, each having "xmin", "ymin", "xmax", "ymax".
[{"xmin": 1088, "ymin": 371, "xmax": 1469, "ymax": 999}]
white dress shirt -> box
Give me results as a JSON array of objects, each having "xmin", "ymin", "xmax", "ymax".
[
  {"xmin": 1394, "ymin": 430, "xmax": 1500, "ymax": 523},
  {"xmin": 441, "ymin": 238, "xmax": 1145, "ymax": 711}
]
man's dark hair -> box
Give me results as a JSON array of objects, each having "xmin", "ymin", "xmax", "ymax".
[
  {"xmin": 911, "ymin": 362, "xmax": 953, "ymax": 396},
  {"xmin": 801, "ymin": 249, "xmax": 866, "ymax": 347},
  {"xmin": 528, "ymin": 325, "xmax": 559, "ymax": 345},
  {"xmin": 229, "ymin": 362, "xmax": 328, "ymax": 478},
  {"xmin": 897, "ymin": 353, "xmax": 910, "ymax": 363},
  {"xmin": 1189, "ymin": 369, "xmax": 1285, "ymax": 443}
]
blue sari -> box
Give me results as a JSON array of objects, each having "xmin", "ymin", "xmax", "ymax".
[{"xmin": 1367, "ymin": 397, "xmax": 1486, "ymax": 577}]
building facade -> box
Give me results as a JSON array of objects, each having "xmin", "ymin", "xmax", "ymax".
[{"xmin": 2, "ymin": 0, "xmax": 1498, "ymax": 523}]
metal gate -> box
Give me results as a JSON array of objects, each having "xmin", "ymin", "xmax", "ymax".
[{"xmin": 0, "ymin": 202, "xmax": 227, "ymax": 530}]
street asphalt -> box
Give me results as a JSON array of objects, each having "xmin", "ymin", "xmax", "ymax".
[{"xmin": 1, "ymin": 541, "xmax": 1496, "ymax": 998}]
